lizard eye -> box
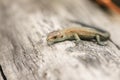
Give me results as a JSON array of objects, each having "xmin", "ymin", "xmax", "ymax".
[
  {"xmin": 61, "ymin": 35, "xmax": 63, "ymax": 38},
  {"xmin": 53, "ymin": 36, "xmax": 57, "ymax": 39}
]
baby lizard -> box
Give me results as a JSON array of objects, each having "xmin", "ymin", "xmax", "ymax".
[
  {"xmin": 47, "ymin": 21, "xmax": 120, "ymax": 49},
  {"xmin": 47, "ymin": 24, "xmax": 110, "ymax": 46}
]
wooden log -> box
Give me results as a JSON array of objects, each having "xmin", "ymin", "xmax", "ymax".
[{"xmin": 0, "ymin": 0, "xmax": 120, "ymax": 80}]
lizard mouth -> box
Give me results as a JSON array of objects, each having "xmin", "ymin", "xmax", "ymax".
[{"xmin": 47, "ymin": 41, "xmax": 54, "ymax": 45}]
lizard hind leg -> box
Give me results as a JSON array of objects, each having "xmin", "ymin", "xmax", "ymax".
[{"xmin": 96, "ymin": 35, "xmax": 106, "ymax": 46}]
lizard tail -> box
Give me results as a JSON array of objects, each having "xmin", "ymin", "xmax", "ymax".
[
  {"xmin": 109, "ymin": 39, "xmax": 120, "ymax": 50},
  {"xmin": 103, "ymin": 32, "xmax": 110, "ymax": 39},
  {"xmin": 100, "ymin": 32, "xmax": 110, "ymax": 41}
]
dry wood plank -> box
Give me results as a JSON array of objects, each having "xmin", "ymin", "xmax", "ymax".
[
  {"xmin": 0, "ymin": 75, "xmax": 3, "ymax": 80},
  {"xmin": 0, "ymin": 0, "xmax": 120, "ymax": 80}
]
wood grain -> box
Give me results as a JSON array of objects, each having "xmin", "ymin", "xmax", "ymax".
[{"xmin": 0, "ymin": 0, "xmax": 120, "ymax": 80}]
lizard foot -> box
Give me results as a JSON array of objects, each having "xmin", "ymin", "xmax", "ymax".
[
  {"xmin": 73, "ymin": 40, "xmax": 84, "ymax": 46},
  {"xmin": 97, "ymin": 41, "xmax": 107, "ymax": 46}
]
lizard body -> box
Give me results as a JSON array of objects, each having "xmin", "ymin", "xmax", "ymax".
[{"xmin": 47, "ymin": 26, "xmax": 110, "ymax": 45}]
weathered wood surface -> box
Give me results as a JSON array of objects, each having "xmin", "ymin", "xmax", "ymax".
[{"xmin": 0, "ymin": 0, "xmax": 120, "ymax": 80}]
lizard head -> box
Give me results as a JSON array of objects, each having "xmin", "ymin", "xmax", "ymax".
[{"xmin": 47, "ymin": 30, "xmax": 65, "ymax": 45}]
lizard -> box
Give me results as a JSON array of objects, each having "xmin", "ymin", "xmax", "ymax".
[{"xmin": 46, "ymin": 21, "xmax": 120, "ymax": 49}]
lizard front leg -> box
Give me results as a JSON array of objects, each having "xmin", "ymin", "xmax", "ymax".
[
  {"xmin": 73, "ymin": 33, "xmax": 81, "ymax": 44},
  {"xmin": 96, "ymin": 35, "xmax": 106, "ymax": 46}
]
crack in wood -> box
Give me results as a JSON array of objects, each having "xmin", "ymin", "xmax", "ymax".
[{"xmin": 0, "ymin": 65, "xmax": 7, "ymax": 80}]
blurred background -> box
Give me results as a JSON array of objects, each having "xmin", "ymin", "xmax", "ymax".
[{"xmin": 0, "ymin": 0, "xmax": 120, "ymax": 80}]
